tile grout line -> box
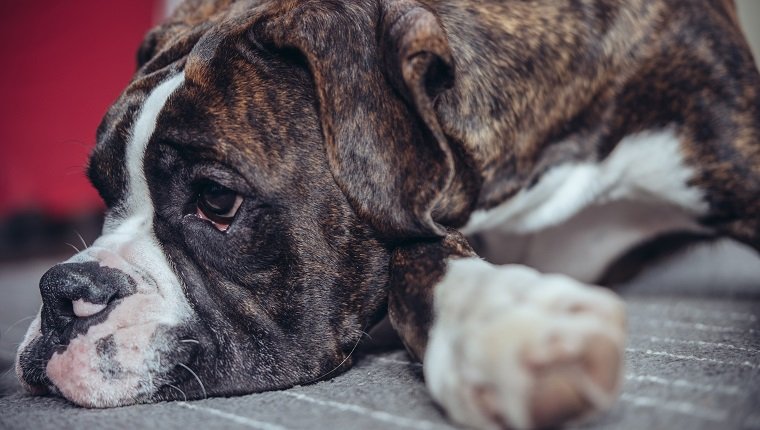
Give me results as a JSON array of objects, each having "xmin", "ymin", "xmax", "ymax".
[
  {"xmin": 628, "ymin": 317, "xmax": 756, "ymax": 334},
  {"xmin": 177, "ymin": 402, "xmax": 290, "ymax": 430},
  {"xmin": 280, "ymin": 391, "xmax": 452, "ymax": 430},
  {"xmin": 626, "ymin": 348, "xmax": 760, "ymax": 369},
  {"xmin": 624, "ymin": 374, "xmax": 741, "ymax": 395},
  {"xmin": 630, "ymin": 334, "xmax": 760, "ymax": 354},
  {"xmin": 619, "ymin": 393, "xmax": 727, "ymax": 422}
]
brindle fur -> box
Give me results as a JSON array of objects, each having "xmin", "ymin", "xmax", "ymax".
[
  {"xmin": 135, "ymin": 0, "xmax": 760, "ymax": 383},
  {"xmin": 27, "ymin": 0, "xmax": 760, "ymax": 413}
]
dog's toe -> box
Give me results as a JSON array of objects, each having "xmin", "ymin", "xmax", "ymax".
[
  {"xmin": 424, "ymin": 260, "xmax": 626, "ymax": 430},
  {"xmin": 526, "ymin": 329, "xmax": 623, "ymax": 428}
]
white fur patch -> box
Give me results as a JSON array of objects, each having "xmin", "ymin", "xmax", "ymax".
[
  {"xmin": 472, "ymin": 200, "xmax": 706, "ymax": 284},
  {"xmin": 425, "ymin": 258, "xmax": 626, "ymax": 429},
  {"xmin": 18, "ymin": 73, "xmax": 190, "ymax": 407},
  {"xmin": 463, "ymin": 129, "xmax": 708, "ymax": 234}
]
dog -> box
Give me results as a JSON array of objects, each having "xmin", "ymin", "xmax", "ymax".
[{"xmin": 15, "ymin": 0, "xmax": 760, "ymax": 428}]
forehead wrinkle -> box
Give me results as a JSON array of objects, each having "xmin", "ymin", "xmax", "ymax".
[
  {"xmin": 185, "ymin": 30, "xmax": 227, "ymax": 85},
  {"xmin": 183, "ymin": 4, "xmax": 266, "ymax": 87}
]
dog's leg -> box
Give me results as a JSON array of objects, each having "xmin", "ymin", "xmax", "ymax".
[
  {"xmin": 678, "ymin": 121, "xmax": 760, "ymax": 253},
  {"xmin": 388, "ymin": 231, "xmax": 626, "ymax": 430}
]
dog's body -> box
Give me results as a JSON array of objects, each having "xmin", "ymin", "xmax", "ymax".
[{"xmin": 16, "ymin": 0, "xmax": 760, "ymax": 428}]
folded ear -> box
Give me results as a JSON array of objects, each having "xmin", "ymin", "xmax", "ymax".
[
  {"xmin": 261, "ymin": 0, "xmax": 456, "ymax": 238},
  {"xmin": 137, "ymin": 0, "xmax": 231, "ymax": 68}
]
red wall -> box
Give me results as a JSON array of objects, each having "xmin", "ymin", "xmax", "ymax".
[{"xmin": 0, "ymin": 1, "xmax": 160, "ymax": 218}]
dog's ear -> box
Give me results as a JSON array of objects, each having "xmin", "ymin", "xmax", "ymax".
[
  {"xmin": 260, "ymin": 0, "xmax": 456, "ymax": 238},
  {"xmin": 137, "ymin": 0, "xmax": 231, "ymax": 68}
]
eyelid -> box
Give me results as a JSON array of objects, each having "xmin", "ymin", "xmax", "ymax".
[{"xmin": 191, "ymin": 165, "xmax": 250, "ymax": 194}]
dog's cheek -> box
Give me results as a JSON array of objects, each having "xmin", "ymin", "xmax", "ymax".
[{"xmin": 178, "ymin": 206, "xmax": 289, "ymax": 278}]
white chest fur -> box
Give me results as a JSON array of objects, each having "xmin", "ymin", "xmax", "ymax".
[{"xmin": 462, "ymin": 129, "xmax": 709, "ymax": 234}]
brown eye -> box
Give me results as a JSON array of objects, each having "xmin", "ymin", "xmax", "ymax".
[{"xmin": 196, "ymin": 182, "xmax": 243, "ymax": 232}]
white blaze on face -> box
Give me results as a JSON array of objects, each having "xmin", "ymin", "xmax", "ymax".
[{"xmin": 17, "ymin": 73, "xmax": 192, "ymax": 407}]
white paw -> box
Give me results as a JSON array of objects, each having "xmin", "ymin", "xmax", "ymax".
[{"xmin": 424, "ymin": 258, "xmax": 626, "ymax": 430}]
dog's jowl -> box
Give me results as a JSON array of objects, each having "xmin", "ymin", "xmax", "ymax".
[{"xmin": 16, "ymin": 0, "xmax": 760, "ymax": 429}]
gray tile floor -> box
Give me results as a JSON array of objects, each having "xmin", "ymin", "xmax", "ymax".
[{"xmin": 1, "ymin": 239, "xmax": 759, "ymax": 430}]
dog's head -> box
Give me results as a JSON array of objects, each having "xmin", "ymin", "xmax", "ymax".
[{"xmin": 15, "ymin": 0, "xmax": 468, "ymax": 407}]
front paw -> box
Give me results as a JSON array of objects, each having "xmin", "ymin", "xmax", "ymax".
[{"xmin": 424, "ymin": 260, "xmax": 626, "ymax": 429}]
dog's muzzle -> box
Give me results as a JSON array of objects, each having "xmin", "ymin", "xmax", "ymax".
[{"xmin": 15, "ymin": 212, "xmax": 197, "ymax": 407}]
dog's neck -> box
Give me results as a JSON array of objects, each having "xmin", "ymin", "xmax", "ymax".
[{"xmin": 430, "ymin": 0, "xmax": 709, "ymax": 214}]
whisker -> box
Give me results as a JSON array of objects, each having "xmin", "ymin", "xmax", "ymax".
[
  {"xmin": 167, "ymin": 383, "xmax": 188, "ymax": 401},
  {"xmin": 63, "ymin": 139, "xmax": 93, "ymax": 150},
  {"xmin": 64, "ymin": 165, "xmax": 86, "ymax": 176},
  {"xmin": 2, "ymin": 315, "xmax": 36, "ymax": 338},
  {"xmin": 74, "ymin": 230, "xmax": 89, "ymax": 250},
  {"xmin": 64, "ymin": 242, "xmax": 81, "ymax": 254},
  {"xmin": 306, "ymin": 326, "xmax": 369, "ymax": 384},
  {"xmin": 179, "ymin": 339, "xmax": 200, "ymax": 345},
  {"xmin": 178, "ymin": 363, "xmax": 207, "ymax": 399}
]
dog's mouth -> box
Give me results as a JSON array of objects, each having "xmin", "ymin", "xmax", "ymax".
[
  {"xmin": 16, "ymin": 306, "xmax": 119, "ymax": 396},
  {"xmin": 17, "ymin": 310, "xmax": 206, "ymax": 407}
]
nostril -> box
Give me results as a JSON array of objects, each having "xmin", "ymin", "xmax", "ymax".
[
  {"xmin": 39, "ymin": 262, "xmax": 136, "ymax": 327},
  {"xmin": 72, "ymin": 299, "xmax": 109, "ymax": 318},
  {"xmin": 56, "ymin": 300, "xmax": 74, "ymax": 318}
]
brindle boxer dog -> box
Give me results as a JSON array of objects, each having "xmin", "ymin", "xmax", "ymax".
[{"xmin": 16, "ymin": 0, "xmax": 760, "ymax": 428}]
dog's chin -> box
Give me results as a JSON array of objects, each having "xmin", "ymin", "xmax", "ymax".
[
  {"xmin": 45, "ymin": 380, "xmax": 155, "ymax": 409},
  {"xmin": 45, "ymin": 331, "xmax": 163, "ymax": 408},
  {"xmin": 17, "ymin": 353, "xmax": 154, "ymax": 408},
  {"xmin": 16, "ymin": 296, "xmax": 204, "ymax": 408},
  {"xmin": 18, "ymin": 335, "xmax": 201, "ymax": 408}
]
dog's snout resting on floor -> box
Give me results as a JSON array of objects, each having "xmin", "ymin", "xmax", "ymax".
[{"xmin": 15, "ymin": 0, "xmax": 760, "ymax": 428}]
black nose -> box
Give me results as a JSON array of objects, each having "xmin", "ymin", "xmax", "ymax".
[{"xmin": 39, "ymin": 262, "xmax": 136, "ymax": 331}]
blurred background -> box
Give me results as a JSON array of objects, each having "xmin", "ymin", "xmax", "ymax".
[
  {"xmin": 0, "ymin": 0, "xmax": 758, "ymax": 393},
  {"xmin": 0, "ymin": 0, "xmax": 179, "ymax": 261}
]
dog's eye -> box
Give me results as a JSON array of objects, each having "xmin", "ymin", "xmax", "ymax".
[{"xmin": 195, "ymin": 182, "xmax": 243, "ymax": 232}]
